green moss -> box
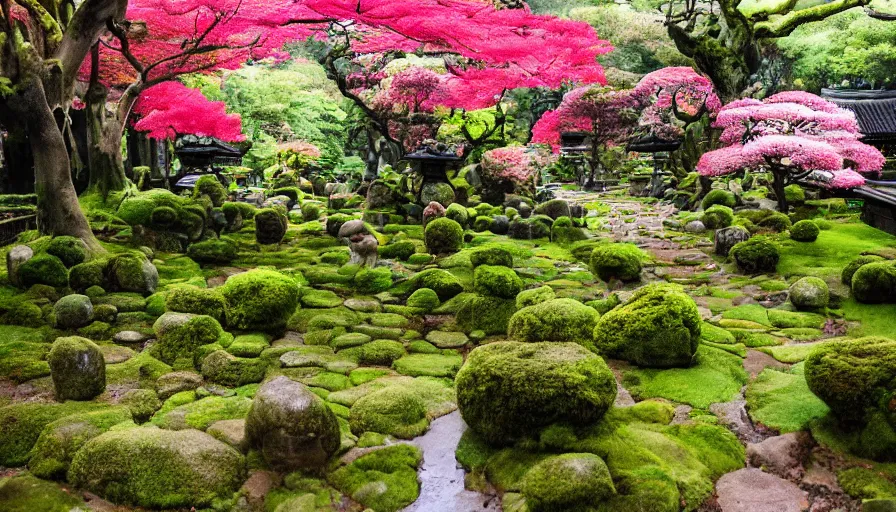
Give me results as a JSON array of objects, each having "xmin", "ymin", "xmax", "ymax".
[
  {"xmin": 17, "ymin": 254, "xmax": 68, "ymax": 288},
  {"xmin": 777, "ymin": 221, "xmax": 896, "ymax": 280},
  {"xmin": 789, "ymin": 276, "xmax": 829, "ymax": 309},
  {"xmin": 68, "ymin": 259, "xmax": 108, "ymax": 292},
  {"xmin": 379, "ymin": 240, "xmax": 417, "ymax": 261},
  {"xmin": 2, "ymin": 301, "xmax": 44, "ymax": 327},
  {"xmin": 594, "ymin": 283, "xmax": 701, "ymax": 368},
  {"xmin": 106, "ymin": 350, "xmax": 171, "ymax": 388},
  {"xmin": 424, "ymin": 217, "xmax": 464, "ymax": 254},
  {"xmin": 515, "ymin": 285, "xmax": 555, "ymax": 309},
  {"xmin": 702, "ymin": 189, "xmax": 736, "ymax": 209},
  {"xmin": 456, "ymin": 294, "xmax": 517, "ymax": 335},
  {"xmin": 507, "ymin": 298, "xmax": 599, "ymax": 350},
  {"xmin": 0, "ymin": 401, "xmax": 107, "ymax": 466},
  {"xmin": 746, "ymin": 364, "xmax": 830, "ymax": 433},
  {"xmin": 473, "ymin": 265, "xmax": 522, "ymax": 298},
  {"xmin": 520, "ymin": 453, "xmax": 616, "ymax": 512},
  {"xmin": 165, "ymin": 285, "xmax": 227, "ymax": 324},
  {"xmin": 120, "ymin": 389, "xmax": 162, "ymax": 422},
  {"xmin": 227, "ymin": 333, "xmax": 271, "ymax": 357},
  {"xmin": 411, "ymin": 268, "xmax": 464, "ymax": 300},
  {"xmin": 0, "ymin": 474, "xmax": 88, "ymax": 511},
  {"xmin": 702, "ymin": 205, "xmax": 734, "ymax": 230},
  {"xmin": 842, "ymin": 255, "xmax": 885, "ymax": 286},
  {"xmin": 0, "ymin": 325, "xmax": 52, "ymax": 383},
  {"xmin": 623, "ymin": 345, "xmax": 747, "ymax": 408},
  {"xmin": 152, "ymin": 395, "xmax": 252, "ymax": 430},
  {"xmin": 393, "ymin": 353, "xmax": 463, "ymax": 378},
  {"xmin": 153, "ymin": 313, "xmax": 225, "ymax": 364},
  {"xmin": 349, "ymin": 386, "xmax": 429, "ymax": 439},
  {"xmin": 700, "ymin": 322, "xmax": 736, "ymax": 344},
  {"xmin": 193, "ymin": 175, "xmax": 228, "ymax": 206},
  {"xmin": 767, "ymin": 309, "xmax": 825, "ymax": 329},
  {"xmin": 589, "ymin": 243, "xmax": 644, "ymax": 282},
  {"xmin": 221, "ymin": 269, "xmax": 300, "ymax": 331},
  {"xmin": 730, "ymin": 236, "xmax": 779, "ymax": 274},
  {"xmin": 853, "ymin": 261, "xmax": 896, "ymax": 304},
  {"xmin": 470, "ymin": 246, "xmax": 513, "ymax": 268},
  {"xmin": 837, "ymin": 467, "xmax": 896, "ymax": 500},
  {"xmin": 186, "ymin": 238, "xmax": 238, "ymax": 264},
  {"xmin": 354, "ymin": 266, "xmax": 393, "ymax": 293},
  {"xmin": 328, "ymin": 444, "xmax": 422, "ymax": 512},
  {"xmin": 353, "ymin": 339, "xmax": 406, "ymax": 366},
  {"xmin": 69, "ymin": 427, "xmax": 245, "ymax": 508},
  {"xmin": 456, "ymin": 341, "xmax": 616, "ymax": 445},
  {"xmin": 46, "ymin": 236, "xmax": 86, "ymax": 267},
  {"xmin": 790, "ymin": 219, "xmax": 820, "ymax": 242},
  {"xmin": 406, "ymin": 288, "xmax": 440, "ymax": 312},
  {"xmin": 29, "ymin": 406, "xmax": 133, "ymax": 479},
  {"xmin": 48, "ymin": 336, "xmax": 105, "ymax": 400},
  {"xmin": 445, "ymin": 202, "xmax": 469, "ymax": 226},
  {"xmin": 201, "ymin": 350, "xmax": 267, "ymax": 387}
]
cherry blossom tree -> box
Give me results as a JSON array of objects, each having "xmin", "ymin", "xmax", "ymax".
[
  {"xmin": 697, "ymin": 91, "xmax": 886, "ymax": 211},
  {"xmin": 131, "ymin": 82, "xmax": 245, "ymax": 142},
  {"xmin": 479, "ymin": 146, "xmax": 553, "ymax": 196}
]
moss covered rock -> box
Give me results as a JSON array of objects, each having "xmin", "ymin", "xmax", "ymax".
[
  {"xmin": 328, "ymin": 444, "xmax": 422, "ymax": 512},
  {"xmin": 455, "ymin": 341, "xmax": 616, "ymax": 445},
  {"xmin": 200, "ymin": 350, "xmax": 266, "ymax": 386},
  {"xmin": 594, "ymin": 283, "xmax": 701, "ymax": 368},
  {"xmin": 589, "ymin": 244, "xmax": 644, "ymax": 282},
  {"xmin": 702, "ymin": 189, "xmax": 736, "ymax": 209},
  {"xmin": 255, "ymin": 208, "xmax": 288, "ymax": 245},
  {"xmin": 456, "ymin": 295, "xmax": 517, "ymax": 335},
  {"xmin": 0, "ymin": 401, "xmax": 107, "ymax": 467},
  {"xmin": 69, "ymin": 427, "xmax": 245, "ymax": 508},
  {"xmin": 730, "ymin": 236, "xmax": 779, "ymax": 274},
  {"xmin": 46, "ymin": 236, "xmax": 87, "ymax": 268},
  {"xmin": 48, "ymin": 336, "xmax": 105, "ymax": 400},
  {"xmin": 69, "ymin": 259, "xmax": 107, "ymax": 292},
  {"xmin": 702, "ymin": 205, "xmax": 734, "ymax": 230},
  {"xmin": 349, "ymin": 385, "xmax": 429, "ymax": 439},
  {"xmin": 106, "ymin": 253, "xmax": 159, "ymax": 295},
  {"xmin": 221, "ymin": 269, "xmax": 300, "ymax": 331},
  {"xmin": 534, "ymin": 199, "xmax": 571, "ymax": 219},
  {"xmin": 508, "ymin": 298, "xmax": 600, "ymax": 350},
  {"xmin": 53, "ymin": 294, "xmax": 94, "ymax": 328},
  {"xmin": 406, "ymin": 288, "xmax": 440, "ymax": 312},
  {"xmin": 790, "ymin": 220, "xmax": 820, "ymax": 242},
  {"xmin": 520, "ymin": 453, "xmax": 616, "ymax": 511},
  {"xmin": 186, "ymin": 238, "xmax": 237, "ymax": 264},
  {"xmin": 445, "ymin": 202, "xmax": 469, "ymax": 227},
  {"xmin": 193, "ymin": 175, "xmax": 228, "ymax": 207},
  {"xmin": 354, "ymin": 266, "xmax": 393, "ymax": 293},
  {"xmin": 17, "ymin": 254, "xmax": 68, "ymax": 288},
  {"xmin": 152, "ymin": 312, "xmax": 226, "ymax": 364},
  {"xmin": 470, "ymin": 246, "xmax": 513, "ymax": 268},
  {"xmin": 424, "ymin": 217, "xmax": 463, "ymax": 254},
  {"xmin": 411, "ymin": 268, "xmax": 464, "ymax": 300},
  {"xmin": 789, "ymin": 277, "xmax": 829, "ymax": 310},
  {"xmin": 852, "ymin": 261, "xmax": 896, "ymax": 304},
  {"xmin": 165, "ymin": 286, "xmax": 228, "ymax": 324},
  {"xmin": 473, "ymin": 265, "xmax": 522, "ymax": 299},
  {"xmin": 379, "ymin": 240, "xmax": 416, "ymax": 261},
  {"xmin": 841, "ymin": 255, "xmax": 885, "ymax": 286},
  {"xmin": 246, "ymin": 376, "xmax": 340, "ymax": 470},
  {"xmin": 0, "ymin": 474, "xmax": 89, "ymax": 511},
  {"xmin": 516, "ymin": 285, "xmax": 555, "ymax": 309}
]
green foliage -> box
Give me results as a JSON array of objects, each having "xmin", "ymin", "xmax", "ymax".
[
  {"xmin": 508, "ymin": 298, "xmax": 600, "ymax": 350},
  {"xmin": 220, "ymin": 269, "xmax": 300, "ymax": 331},
  {"xmin": 589, "ymin": 243, "xmax": 644, "ymax": 282},
  {"xmin": 624, "ymin": 345, "xmax": 748, "ymax": 408},
  {"xmin": 455, "ymin": 341, "xmax": 616, "ymax": 445},
  {"xmin": 424, "ymin": 217, "xmax": 464, "ymax": 254},
  {"xmin": 594, "ymin": 283, "xmax": 702, "ymax": 368},
  {"xmin": 328, "ymin": 444, "xmax": 422, "ymax": 512}
]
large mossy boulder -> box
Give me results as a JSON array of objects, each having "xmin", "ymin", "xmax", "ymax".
[
  {"xmin": 0, "ymin": 401, "xmax": 107, "ymax": 467},
  {"xmin": 53, "ymin": 294, "xmax": 94, "ymax": 328},
  {"xmin": 852, "ymin": 261, "xmax": 896, "ymax": 304},
  {"xmin": 165, "ymin": 286, "xmax": 228, "ymax": 324},
  {"xmin": 424, "ymin": 217, "xmax": 463, "ymax": 254},
  {"xmin": 220, "ymin": 269, "xmax": 300, "ymax": 331},
  {"xmin": 246, "ymin": 376, "xmax": 340, "ymax": 470},
  {"xmin": 420, "ymin": 181, "xmax": 455, "ymax": 207},
  {"xmin": 593, "ymin": 283, "xmax": 701, "ymax": 368},
  {"xmin": 520, "ymin": 453, "xmax": 616, "ymax": 512},
  {"xmin": 507, "ymin": 298, "xmax": 600, "ymax": 351},
  {"xmin": 410, "ymin": 268, "xmax": 463, "ymax": 300},
  {"xmin": 69, "ymin": 427, "xmax": 245, "ymax": 509},
  {"xmin": 17, "ymin": 254, "xmax": 69, "ymax": 288},
  {"xmin": 841, "ymin": 255, "xmax": 885, "ymax": 286},
  {"xmin": 349, "ymin": 386, "xmax": 429, "ymax": 439},
  {"xmin": 106, "ymin": 253, "xmax": 159, "ymax": 295},
  {"xmin": 589, "ymin": 244, "xmax": 644, "ymax": 282},
  {"xmin": 152, "ymin": 312, "xmax": 226, "ymax": 364},
  {"xmin": 48, "ymin": 336, "xmax": 105, "ymax": 400},
  {"xmin": 254, "ymin": 208, "xmax": 288, "ymax": 245},
  {"xmin": 473, "ymin": 265, "xmax": 522, "ymax": 298},
  {"xmin": 701, "ymin": 205, "xmax": 734, "ymax": 230},
  {"xmin": 46, "ymin": 236, "xmax": 87, "ymax": 268},
  {"xmin": 789, "ymin": 277, "xmax": 829, "ymax": 310},
  {"xmin": 455, "ymin": 341, "xmax": 616, "ymax": 445},
  {"xmin": 729, "ymin": 236, "xmax": 779, "ymax": 274}
]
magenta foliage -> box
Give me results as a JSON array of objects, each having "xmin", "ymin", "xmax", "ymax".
[
  {"xmin": 531, "ymin": 85, "xmax": 639, "ymax": 151},
  {"xmin": 480, "ymin": 146, "xmax": 551, "ymax": 188},
  {"xmin": 132, "ymin": 82, "xmax": 244, "ymax": 141}
]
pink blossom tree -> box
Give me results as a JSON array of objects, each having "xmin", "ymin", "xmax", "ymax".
[
  {"xmin": 697, "ymin": 91, "xmax": 886, "ymax": 211},
  {"xmin": 479, "ymin": 146, "xmax": 553, "ymax": 197},
  {"xmin": 132, "ymin": 82, "xmax": 245, "ymax": 142}
]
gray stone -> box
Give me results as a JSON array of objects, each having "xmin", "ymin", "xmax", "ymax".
[
  {"xmin": 714, "ymin": 226, "xmax": 751, "ymax": 257},
  {"xmin": 113, "ymin": 330, "xmax": 150, "ymax": 344},
  {"xmin": 684, "ymin": 220, "xmax": 706, "ymax": 233},
  {"xmin": 715, "ymin": 468, "xmax": 808, "ymax": 512},
  {"xmin": 6, "ymin": 245, "xmax": 33, "ymax": 287},
  {"xmin": 366, "ymin": 181, "xmax": 394, "ymax": 209},
  {"xmin": 344, "ymin": 298, "xmax": 382, "ymax": 313},
  {"xmin": 746, "ymin": 432, "xmax": 812, "ymax": 481},
  {"xmin": 156, "ymin": 371, "xmax": 204, "ymax": 399},
  {"xmin": 425, "ymin": 331, "xmax": 469, "ymax": 349},
  {"xmin": 339, "ymin": 220, "xmax": 378, "ymax": 267},
  {"xmin": 207, "ymin": 419, "xmax": 248, "ymax": 452},
  {"xmin": 789, "ymin": 277, "xmax": 829, "ymax": 310},
  {"xmin": 245, "ymin": 376, "xmax": 341, "ymax": 470},
  {"xmin": 490, "ymin": 215, "xmax": 509, "ymax": 235},
  {"xmin": 420, "ymin": 182, "xmax": 455, "ymax": 207},
  {"xmin": 53, "ymin": 294, "xmax": 94, "ymax": 328}
]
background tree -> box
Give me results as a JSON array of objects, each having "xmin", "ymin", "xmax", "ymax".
[{"xmin": 697, "ymin": 91, "xmax": 886, "ymax": 211}]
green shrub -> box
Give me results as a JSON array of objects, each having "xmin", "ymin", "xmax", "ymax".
[
  {"xmin": 729, "ymin": 237, "xmax": 779, "ymax": 273},
  {"xmin": 193, "ymin": 175, "xmax": 227, "ymax": 207},
  {"xmin": 589, "ymin": 244, "xmax": 644, "ymax": 282},
  {"xmin": 424, "ymin": 217, "xmax": 463, "ymax": 254},
  {"xmin": 46, "ymin": 236, "xmax": 86, "ymax": 267},
  {"xmin": 508, "ymin": 298, "xmax": 599, "ymax": 350},
  {"xmin": 455, "ymin": 341, "xmax": 616, "ymax": 445},
  {"xmin": 852, "ymin": 261, "xmax": 896, "ymax": 303},
  {"xmin": 702, "ymin": 205, "xmax": 734, "ymax": 230},
  {"xmin": 473, "ymin": 265, "xmax": 522, "ymax": 298},
  {"xmin": 790, "ymin": 220, "xmax": 820, "ymax": 242},
  {"xmin": 842, "ymin": 255, "xmax": 885, "ymax": 286},
  {"xmin": 593, "ymin": 283, "xmax": 701, "ymax": 368},
  {"xmin": 220, "ymin": 269, "xmax": 300, "ymax": 331},
  {"xmin": 701, "ymin": 189, "xmax": 736, "ymax": 209},
  {"xmin": 166, "ymin": 286, "xmax": 228, "ymax": 324},
  {"xmin": 17, "ymin": 254, "xmax": 68, "ymax": 288},
  {"xmin": 186, "ymin": 238, "xmax": 237, "ymax": 264}
]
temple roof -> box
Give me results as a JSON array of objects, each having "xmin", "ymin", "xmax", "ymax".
[{"xmin": 821, "ymin": 89, "xmax": 896, "ymax": 143}]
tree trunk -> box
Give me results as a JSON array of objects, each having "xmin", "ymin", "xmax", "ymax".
[
  {"xmin": 771, "ymin": 170, "xmax": 788, "ymax": 213},
  {"xmin": 86, "ymin": 82, "xmax": 129, "ymax": 196},
  {"xmin": 13, "ymin": 81, "xmax": 102, "ymax": 251}
]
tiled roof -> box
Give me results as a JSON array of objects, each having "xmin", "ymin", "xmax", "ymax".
[{"xmin": 821, "ymin": 89, "xmax": 896, "ymax": 141}]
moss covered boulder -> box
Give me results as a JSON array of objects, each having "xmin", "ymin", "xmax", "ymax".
[
  {"xmin": 594, "ymin": 283, "xmax": 701, "ymax": 368},
  {"xmin": 520, "ymin": 453, "xmax": 616, "ymax": 511},
  {"xmin": 48, "ymin": 336, "xmax": 106, "ymax": 400},
  {"xmin": 729, "ymin": 236, "xmax": 779, "ymax": 274},
  {"xmin": 245, "ymin": 376, "xmax": 341, "ymax": 470},
  {"xmin": 702, "ymin": 205, "xmax": 734, "ymax": 230},
  {"xmin": 165, "ymin": 286, "xmax": 228, "ymax": 324},
  {"xmin": 53, "ymin": 294, "xmax": 94, "ymax": 328},
  {"xmin": 411, "ymin": 268, "xmax": 464, "ymax": 301},
  {"xmin": 507, "ymin": 298, "xmax": 600, "ymax": 350},
  {"xmin": 456, "ymin": 295, "xmax": 517, "ymax": 335},
  {"xmin": 349, "ymin": 385, "xmax": 429, "ymax": 439},
  {"xmin": 470, "ymin": 246, "xmax": 513, "ymax": 268},
  {"xmin": 455, "ymin": 341, "xmax": 616, "ymax": 445},
  {"xmin": 516, "ymin": 285, "xmax": 555, "ymax": 309},
  {"xmin": 406, "ymin": 288, "xmax": 440, "ymax": 312},
  {"xmin": 590, "ymin": 244, "xmax": 644, "ymax": 282},
  {"xmin": 46, "ymin": 236, "xmax": 87, "ymax": 268},
  {"xmin": 17, "ymin": 254, "xmax": 69, "ymax": 288},
  {"xmin": 702, "ymin": 189, "xmax": 736, "ymax": 209},
  {"xmin": 200, "ymin": 350, "xmax": 266, "ymax": 387},
  {"xmin": 220, "ymin": 269, "xmax": 300, "ymax": 331},
  {"xmin": 106, "ymin": 253, "xmax": 159, "ymax": 295},
  {"xmin": 789, "ymin": 277, "xmax": 829, "ymax": 310},
  {"xmin": 790, "ymin": 220, "xmax": 820, "ymax": 242},
  {"xmin": 473, "ymin": 265, "xmax": 522, "ymax": 299},
  {"xmin": 329, "ymin": 444, "xmax": 422, "ymax": 512},
  {"xmin": 254, "ymin": 208, "xmax": 288, "ymax": 245},
  {"xmin": 424, "ymin": 217, "xmax": 463, "ymax": 254},
  {"xmin": 69, "ymin": 427, "xmax": 245, "ymax": 508},
  {"xmin": 152, "ymin": 312, "xmax": 226, "ymax": 364},
  {"xmin": 186, "ymin": 238, "xmax": 238, "ymax": 264},
  {"xmin": 0, "ymin": 401, "xmax": 107, "ymax": 467},
  {"xmin": 841, "ymin": 255, "xmax": 885, "ymax": 286},
  {"xmin": 852, "ymin": 261, "xmax": 896, "ymax": 304}
]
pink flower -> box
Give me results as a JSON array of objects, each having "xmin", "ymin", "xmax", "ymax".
[{"xmin": 697, "ymin": 145, "xmax": 746, "ymax": 176}]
